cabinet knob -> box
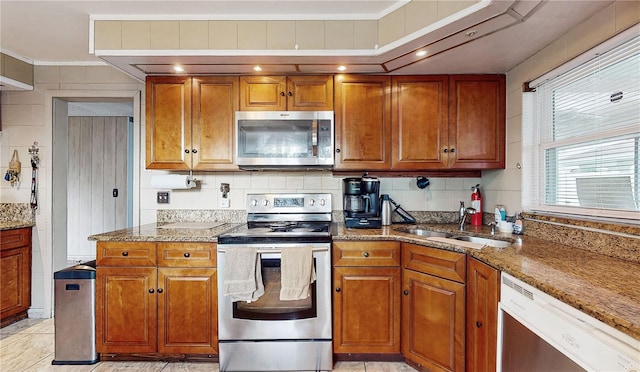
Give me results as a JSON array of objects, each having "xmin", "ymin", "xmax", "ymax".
[
  {"xmin": 122, "ymin": 251, "xmax": 128, "ymax": 257},
  {"xmin": 192, "ymin": 149, "xmax": 197, "ymax": 154},
  {"xmin": 335, "ymin": 148, "xmax": 341, "ymax": 153},
  {"xmin": 149, "ymin": 288, "xmax": 155, "ymax": 293},
  {"xmin": 444, "ymin": 148, "xmax": 449, "ymax": 153},
  {"xmin": 403, "ymin": 290, "xmax": 409, "ymax": 296},
  {"xmin": 476, "ymin": 321, "xmax": 482, "ymax": 328},
  {"xmin": 157, "ymin": 288, "xmax": 163, "ymax": 293},
  {"xmin": 450, "ymin": 148, "xmax": 455, "ymax": 153},
  {"xmin": 287, "ymin": 91, "xmax": 293, "ymax": 97},
  {"xmin": 363, "ymin": 252, "xmax": 369, "ymax": 257},
  {"xmin": 280, "ymin": 91, "xmax": 286, "ymax": 97},
  {"xmin": 335, "ymin": 287, "xmax": 341, "ymax": 292},
  {"xmin": 184, "ymin": 149, "xmax": 190, "ymax": 154},
  {"xmin": 184, "ymin": 252, "xmax": 190, "ymax": 258}
]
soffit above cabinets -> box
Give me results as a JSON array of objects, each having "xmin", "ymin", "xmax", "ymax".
[{"xmin": 92, "ymin": 0, "xmax": 551, "ymax": 81}]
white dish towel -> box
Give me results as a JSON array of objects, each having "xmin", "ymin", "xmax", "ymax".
[
  {"xmin": 223, "ymin": 247, "xmax": 264, "ymax": 302},
  {"xmin": 280, "ymin": 246, "xmax": 316, "ymax": 301}
]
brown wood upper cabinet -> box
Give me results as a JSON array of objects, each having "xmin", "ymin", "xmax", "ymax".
[
  {"xmin": 393, "ymin": 75, "xmax": 505, "ymax": 170},
  {"xmin": 334, "ymin": 75, "xmax": 392, "ymax": 171},
  {"xmin": 145, "ymin": 76, "xmax": 239, "ymax": 171},
  {"xmin": 240, "ymin": 75, "xmax": 333, "ymax": 111}
]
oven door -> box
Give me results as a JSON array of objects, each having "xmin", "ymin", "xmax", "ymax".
[{"xmin": 217, "ymin": 243, "xmax": 332, "ymax": 341}]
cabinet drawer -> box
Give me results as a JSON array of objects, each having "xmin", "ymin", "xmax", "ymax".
[
  {"xmin": 1, "ymin": 228, "xmax": 31, "ymax": 250},
  {"xmin": 97, "ymin": 242, "xmax": 156, "ymax": 267},
  {"xmin": 333, "ymin": 241, "xmax": 400, "ymax": 267},
  {"xmin": 402, "ymin": 243, "xmax": 465, "ymax": 283},
  {"xmin": 157, "ymin": 242, "xmax": 216, "ymax": 267}
]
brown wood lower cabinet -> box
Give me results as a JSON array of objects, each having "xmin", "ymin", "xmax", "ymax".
[
  {"xmin": 96, "ymin": 241, "xmax": 217, "ymax": 357},
  {"xmin": 0, "ymin": 227, "xmax": 32, "ymax": 327},
  {"xmin": 402, "ymin": 243, "xmax": 466, "ymax": 372},
  {"xmin": 466, "ymin": 256, "xmax": 499, "ymax": 372},
  {"xmin": 332, "ymin": 241, "xmax": 401, "ymax": 356}
]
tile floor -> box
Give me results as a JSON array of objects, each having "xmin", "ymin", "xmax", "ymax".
[{"xmin": 0, "ymin": 318, "xmax": 418, "ymax": 372}]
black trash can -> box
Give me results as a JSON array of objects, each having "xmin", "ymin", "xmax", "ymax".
[{"xmin": 52, "ymin": 261, "xmax": 99, "ymax": 365}]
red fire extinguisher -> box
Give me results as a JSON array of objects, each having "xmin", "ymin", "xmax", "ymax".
[{"xmin": 470, "ymin": 184, "xmax": 482, "ymax": 226}]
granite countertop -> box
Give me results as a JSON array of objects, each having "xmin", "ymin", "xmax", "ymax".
[
  {"xmin": 88, "ymin": 221, "xmax": 640, "ymax": 342},
  {"xmin": 88, "ymin": 222, "xmax": 240, "ymax": 242},
  {"xmin": 0, "ymin": 221, "xmax": 35, "ymax": 231}
]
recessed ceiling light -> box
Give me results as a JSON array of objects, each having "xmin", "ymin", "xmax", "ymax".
[
  {"xmin": 416, "ymin": 50, "xmax": 427, "ymax": 57},
  {"xmin": 337, "ymin": 65, "xmax": 347, "ymax": 72},
  {"xmin": 173, "ymin": 65, "xmax": 184, "ymax": 73},
  {"xmin": 254, "ymin": 66, "xmax": 262, "ymax": 72}
]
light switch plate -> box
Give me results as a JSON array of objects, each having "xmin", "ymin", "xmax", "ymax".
[{"xmin": 157, "ymin": 191, "xmax": 169, "ymax": 204}]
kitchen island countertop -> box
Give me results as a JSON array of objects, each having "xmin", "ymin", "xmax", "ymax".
[{"xmin": 89, "ymin": 221, "xmax": 640, "ymax": 342}]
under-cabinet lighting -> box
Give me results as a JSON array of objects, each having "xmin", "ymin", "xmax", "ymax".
[
  {"xmin": 416, "ymin": 50, "xmax": 427, "ymax": 57},
  {"xmin": 337, "ymin": 65, "xmax": 347, "ymax": 72},
  {"xmin": 173, "ymin": 65, "xmax": 184, "ymax": 73},
  {"xmin": 253, "ymin": 66, "xmax": 262, "ymax": 72}
]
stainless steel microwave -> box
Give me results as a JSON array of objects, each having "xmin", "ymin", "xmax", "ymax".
[{"xmin": 235, "ymin": 111, "xmax": 334, "ymax": 168}]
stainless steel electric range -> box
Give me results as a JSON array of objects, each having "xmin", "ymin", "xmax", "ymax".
[{"xmin": 217, "ymin": 193, "xmax": 333, "ymax": 372}]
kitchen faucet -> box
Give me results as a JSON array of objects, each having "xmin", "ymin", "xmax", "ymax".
[{"xmin": 459, "ymin": 207, "xmax": 477, "ymax": 231}]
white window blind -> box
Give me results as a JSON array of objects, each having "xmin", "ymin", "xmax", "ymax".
[{"xmin": 532, "ymin": 34, "xmax": 640, "ymax": 220}]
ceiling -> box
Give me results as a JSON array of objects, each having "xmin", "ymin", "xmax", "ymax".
[{"xmin": 0, "ymin": 1, "xmax": 614, "ymax": 80}]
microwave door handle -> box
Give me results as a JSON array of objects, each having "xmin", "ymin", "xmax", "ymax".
[{"xmin": 312, "ymin": 119, "xmax": 318, "ymax": 156}]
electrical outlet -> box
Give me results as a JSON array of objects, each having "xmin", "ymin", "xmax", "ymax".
[
  {"xmin": 220, "ymin": 197, "xmax": 230, "ymax": 208},
  {"xmin": 157, "ymin": 191, "xmax": 169, "ymax": 204}
]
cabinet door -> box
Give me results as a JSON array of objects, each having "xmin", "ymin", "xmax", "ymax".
[
  {"xmin": 96, "ymin": 267, "xmax": 157, "ymax": 353},
  {"xmin": 240, "ymin": 76, "xmax": 287, "ymax": 110},
  {"xmin": 333, "ymin": 266, "xmax": 401, "ymax": 354},
  {"xmin": 157, "ymin": 268, "xmax": 218, "ymax": 354},
  {"xmin": 192, "ymin": 77, "xmax": 239, "ymax": 171},
  {"xmin": 402, "ymin": 269, "xmax": 465, "ymax": 372},
  {"xmin": 449, "ymin": 75, "xmax": 505, "ymax": 169},
  {"xmin": 287, "ymin": 75, "xmax": 333, "ymax": 110},
  {"xmin": 145, "ymin": 76, "xmax": 192, "ymax": 170},
  {"xmin": 466, "ymin": 257, "xmax": 499, "ymax": 372},
  {"xmin": 334, "ymin": 75, "xmax": 392, "ymax": 170},
  {"xmin": 391, "ymin": 76, "xmax": 449, "ymax": 170},
  {"xmin": 0, "ymin": 246, "xmax": 31, "ymax": 321}
]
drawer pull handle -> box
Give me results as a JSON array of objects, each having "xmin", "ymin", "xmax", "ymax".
[
  {"xmin": 149, "ymin": 288, "xmax": 154, "ymax": 294},
  {"xmin": 363, "ymin": 252, "xmax": 369, "ymax": 257},
  {"xmin": 122, "ymin": 251, "xmax": 128, "ymax": 257},
  {"xmin": 184, "ymin": 252, "xmax": 190, "ymax": 258}
]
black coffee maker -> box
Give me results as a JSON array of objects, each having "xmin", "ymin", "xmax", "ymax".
[{"xmin": 343, "ymin": 175, "xmax": 382, "ymax": 228}]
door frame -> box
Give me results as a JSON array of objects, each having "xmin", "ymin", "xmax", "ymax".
[{"xmin": 41, "ymin": 90, "xmax": 141, "ymax": 319}]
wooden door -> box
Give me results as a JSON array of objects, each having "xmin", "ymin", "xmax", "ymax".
[
  {"xmin": 334, "ymin": 75, "xmax": 392, "ymax": 170},
  {"xmin": 96, "ymin": 267, "xmax": 157, "ymax": 353},
  {"xmin": 287, "ymin": 75, "xmax": 334, "ymax": 110},
  {"xmin": 448, "ymin": 75, "xmax": 505, "ymax": 169},
  {"xmin": 192, "ymin": 76, "xmax": 239, "ymax": 171},
  {"xmin": 333, "ymin": 266, "xmax": 401, "ymax": 354},
  {"xmin": 157, "ymin": 268, "xmax": 218, "ymax": 354},
  {"xmin": 402, "ymin": 269, "xmax": 465, "ymax": 372},
  {"xmin": 67, "ymin": 116, "xmax": 129, "ymax": 259},
  {"xmin": 391, "ymin": 75, "xmax": 449, "ymax": 170},
  {"xmin": 145, "ymin": 76, "xmax": 192, "ymax": 169},
  {"xmin": 239, "ymin": 76, "xmax": 286, "ymax": 110},
  {"xmin": 466, "ymin": 257, "xmax": 499, "ymax": 372}
]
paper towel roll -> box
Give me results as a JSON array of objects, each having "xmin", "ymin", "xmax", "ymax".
[{"xmin": 150, "ymin": 175, "xmax": 196, "ymax": 189}]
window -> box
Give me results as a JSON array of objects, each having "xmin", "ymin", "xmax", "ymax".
[{"xmin": 525, "ymin": 32, "xmax": 640, "ymax": 221}]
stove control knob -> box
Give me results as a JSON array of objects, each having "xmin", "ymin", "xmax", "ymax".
[
  {"xmin": 262, "ymin": 199, "xmax": 269, "ymax": 207},
  {"xmin": 320, "ymin": 199, "xmax": 326, "ymax": 206},
  {"xmin": 251, "ymin": 199, "xmax": 258, "ymax": 207},
  {"xmin": 309, "ymin": 199, "xmax": 316, "ymax": 206}
]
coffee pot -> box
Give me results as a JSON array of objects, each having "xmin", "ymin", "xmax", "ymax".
[{"xmin": 343, "ymin": 175, "xmax": 382, "ymax": 228}]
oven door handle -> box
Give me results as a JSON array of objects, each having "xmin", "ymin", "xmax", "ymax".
[
  {"xmin": 312, "ymin": 119, "xmax": 318, "ymax": 157},
  {"xmin": 217, "ymin": 246, "xmax": 329, "ymax": 254}
]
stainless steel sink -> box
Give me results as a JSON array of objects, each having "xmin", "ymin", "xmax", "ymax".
[
  {"xmin": 453, "ymin": 236, "xmax": 512, "ymax": 248},
  {"xmin": 396, "ymin": 228, "xmax": 452, "ymax": 238}
]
